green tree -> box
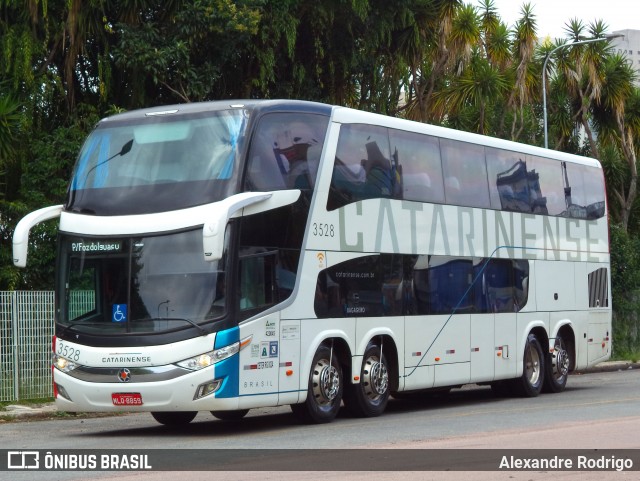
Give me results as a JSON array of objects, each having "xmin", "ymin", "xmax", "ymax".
[
  {"xmin": 592, "ymin": 54, "xmax": 640, "ymax": 231},
  {"xmin": 501, "ymin": 3, "xmax": 538, "ymax": 141},
  {"xmin": 434, "ymin": 47, "xmax": 508, "ymax": 134}
]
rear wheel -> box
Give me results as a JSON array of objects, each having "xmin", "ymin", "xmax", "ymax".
[
  {"xmin": 543, "ymin": 334, "xmax": 570, "ymax": 393},
  {"xmin": 211, "ymin": 409, "xmax": 249, "ymax": 421},
  {"xmin": 291, "ymin": 344, "xmax": 343, "ymax": 424},
  {"xmin": 512, "ymin": 333, "xmax": 545, "ymax": 397},
  {"xmin": 151, "ymin": 411, "xmax": 197, "ymax": 426},
  {"xmin": 344, "ymin": 343, "xmax": 390, "ymax": 417}
]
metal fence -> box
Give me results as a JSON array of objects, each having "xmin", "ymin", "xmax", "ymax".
[
  {"xmin": 0, "ymin": 290, "xmax": 95, "ymax": 402},
  {"xmin": 0, "ymin": 291, "xmax": 55, "ymax": 401}
]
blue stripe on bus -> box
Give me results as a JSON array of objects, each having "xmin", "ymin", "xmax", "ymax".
[{"xmin": 213, "ymin": 326, "xmax": 240, "ymax": 398}]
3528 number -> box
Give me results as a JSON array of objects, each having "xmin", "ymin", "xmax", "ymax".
[
  {"xmin": 313, "ymin": 223, "xmax": 335, "ymax": 237},
  {"xmin": 56, "ymin": 341, "xmax": 81, "ymax": 362}
]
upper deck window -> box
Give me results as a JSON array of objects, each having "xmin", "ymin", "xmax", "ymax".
[
  {"xmin": 66, "ymin": 109, "xmax": 247, "ymax": 215},
  {"xmin": 244, "ymin": 112, "xmax": 329, "ymax": 193},
  {"xmin": 326, "ymin": 122, "xmax": 605, "ymax": 221},
  {"xmin": 327, "ymin": 124, "xmax": 398, "ymax": 210}
]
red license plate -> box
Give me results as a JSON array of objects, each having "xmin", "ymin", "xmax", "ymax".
[{"xmin": 112, "ymin": 393, "xmax": 143, "ymax": 406}]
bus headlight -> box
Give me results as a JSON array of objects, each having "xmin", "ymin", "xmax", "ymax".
[
  {"xmin": 176, "ymin": 335, "xmax": 252, "ymax": 371},
  {"xmin": 53, "ymin": 354, "xmax": 79, "ymax": 373}
]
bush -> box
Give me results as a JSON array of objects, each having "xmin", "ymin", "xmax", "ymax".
[{"xmin": 609, "ymin": 223, "xmax": 640, "ymax": 359}]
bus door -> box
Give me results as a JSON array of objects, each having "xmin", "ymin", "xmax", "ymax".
[{"xmin": 237, "ymin": 250, "xmax": 280, "ymax": 406}]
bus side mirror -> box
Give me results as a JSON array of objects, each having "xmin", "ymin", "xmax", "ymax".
[
  {"xmin": 13, "ymin": 205, "xmax": 64, "ymax": 268},
  {"xmin": 203, "ymin": 192, "xmax": 272, "ymax": 262},
  {"xmin": 202, "ymin": 190, "xmax": 301, "ymax": 262}
]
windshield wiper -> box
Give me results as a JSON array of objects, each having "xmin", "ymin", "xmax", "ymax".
[
  {"xmin": 80, "ymin": 139, "xmax": 134, "ymax": 186},
  {"xmin": 147, "ymin": 317, "xmax": 209, "ymax": 336},
  {"xmin": 58, "ymin": 321, "xmax": 104, "ymax": 338}
]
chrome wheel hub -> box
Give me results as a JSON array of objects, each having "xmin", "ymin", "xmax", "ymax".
[
  {"xmin": 553, "ymin": 343, "xmax": 570, "ymax": 379},
  {"xmin": 312, "ymin": 358, "xmax": 340, "ymax": 405},
  {"xmin": 362, "ymin": 355, "xmax": 389, "ymax": 401}
]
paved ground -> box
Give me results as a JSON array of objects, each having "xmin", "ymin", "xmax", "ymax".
[{"xmin": 1, "ymin": 360, "xmax": 637, "ymax": 421}]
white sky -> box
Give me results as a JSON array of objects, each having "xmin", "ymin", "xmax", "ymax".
[{"xmin": 470, "ymin": 0, "xmax": 637, "ymax": 39}]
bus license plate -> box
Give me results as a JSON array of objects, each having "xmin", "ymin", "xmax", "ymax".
[{"xmin": 112, "ymin": 393, "xmax": 143, "ymax": 406}]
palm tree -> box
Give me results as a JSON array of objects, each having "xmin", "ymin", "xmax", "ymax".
[
  {"xmin": 433, "ymin": 47, "xmax": 508, "ymax": 134},
  {"xmin": 0, "ymin": 94, "xmax": 21, "ymax": 164},
  {"xmin": 551, "ymin": 20, "xmax": 613, "ymax": 157},
  {"xmin": 499, "ymin": 3, "xmax": 538, "ymax": 141},
  {"xmin": 404, "ymin": 0, "xmax": 467, "ymax": 123}
]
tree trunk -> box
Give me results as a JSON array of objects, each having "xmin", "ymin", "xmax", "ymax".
[{"xmin": 617, "ymin": 118, "xmax": 638, "ymax": 232}]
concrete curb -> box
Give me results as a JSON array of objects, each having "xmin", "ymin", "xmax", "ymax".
[
  {"xmin": 573, "ymin": 360, "xmax": 639, "ymax": 374},
  {"xmin": 1, "ymin": 403, "xmax": 59, "ymax": 419}
]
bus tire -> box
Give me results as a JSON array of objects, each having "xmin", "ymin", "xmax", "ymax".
[
  {"xmin": 512, "ymin": 333, "xmax": 545, "ymax": 397},
  {"xmin": 291, "ymin": 344, "xmax": 343, "ymax": 424},
  {"xmin": 344, "ymin": 343, "xmax": 390, "ymax": 417},
  {"xmin": 543, "ymin": 334, "xmax": 570, "ymax": 393},
  {"xmin": 151, "ymin": 411, "xmax": 197, "ymax": 426},
  {"xmin": 211, "ymin": 409, "xmax": 249, "ymax": 421}
]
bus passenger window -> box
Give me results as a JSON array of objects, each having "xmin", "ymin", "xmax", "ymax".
[
  {"xmin": 475, "ymin": 258, "xmax": 529, "ymax": 313},
  {"xmin": 314, "ymin": 271, "xmax": 343, "ymax": 318},
  {"xmin": 563, "ymin": 162, "xmax": 606, "ymax": 219},
  {"xmin": 483, "ymin": 259, "xmax": 515, "ymax": 313},
  {"xmin": 528, "ymin": 155, "xmax": 565, "ymax": 216},
  {"xmin": 328, "ymin": 124, "xmax": 396, "ymax": 210},
  {"xmin": 388, "ymin": 129, "xmax": 444, "ymax": 204},
  {"xmin": 486, "ymin": 148, "xmax": 554, "ymax": 215},
  {"xmin": 441, "ymin": 139, "xmax": 490, "ymax": 209},
  {"xmin": 244, "ymin": 113, "xmax": 329, "ymax": 192},
  {"xmin": 313, "ymin": 255, "xmax": 384, "ymax": 318}
]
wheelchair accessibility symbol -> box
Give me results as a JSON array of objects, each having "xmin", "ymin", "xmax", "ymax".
[{"xmin": 112, "ymin": 304, "xmax": 127, "ymax": 323}]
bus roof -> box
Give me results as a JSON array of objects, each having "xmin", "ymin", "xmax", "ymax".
[
  {"xmin": 99, "ymin": 99, "xmax": 333, "ymax": 123},
  {"xmin": 100, "ymin": 99, "xmax": 600, "ymax": 169}
]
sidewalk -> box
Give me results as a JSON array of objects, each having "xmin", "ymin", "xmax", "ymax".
[{"xmin": 2, "ymin": 361, "xmax": 637, "ymax": 421}]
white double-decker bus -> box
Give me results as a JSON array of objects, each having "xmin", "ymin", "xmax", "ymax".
[{"xmin": 13, "ymin": 100, "xmax": 611, "ymax": 425}]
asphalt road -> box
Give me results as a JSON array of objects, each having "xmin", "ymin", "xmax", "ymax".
[{"xmin": 1, "ymin": 367, "xmax": 638, "ymax": 480}]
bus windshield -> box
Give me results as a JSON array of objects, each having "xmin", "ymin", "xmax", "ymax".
[
  {"xmin": 66, "ymin": 109, "xmax": 247, "ymax": 215},
  {"xmin": 56, "ymin": 229, "xmax": 226, "ymax": 335}
]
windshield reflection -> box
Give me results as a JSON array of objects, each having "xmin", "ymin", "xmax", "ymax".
[{"xmin": 66, "ymin": 110, "xmax": 247, "ymax": 215}]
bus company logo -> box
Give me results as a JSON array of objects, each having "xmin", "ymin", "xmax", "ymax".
[
  {"xmin": 316, "ymin": 252, "xmax": 325, "ymax": 268},
  {"xmin": 8, "ymin": 451, "xmax": 39, "ymax": 469},
  {"xmin": 117, "ymin": 368, "xmax": 131, "ymax": 383}
]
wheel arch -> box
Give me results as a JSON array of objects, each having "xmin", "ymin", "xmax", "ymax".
[
  {"xmin": 516, "ymin": 321, "xmax": 548, "ymax": 377},
  {"xmin": 529, "ymin": 325, "xmax": 550, "ymax": 353}
]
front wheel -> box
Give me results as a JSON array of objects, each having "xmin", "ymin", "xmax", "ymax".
[
  {"xmin": 512, "ymin": 333, "xmax": 545, "ymax": 397},
  {"xmin": 344, "ymin": 343, "xmax": 390, "ymax": 417},
  {"xmin": 543, "ymin": 334, "xmax": 570, "ymax": 393},
  {"xmin": 151, "ymin": 411, "xmax": 197, "ymax": 426},
  {"xmin": 291, "ymin": 344, "xmax": 343, "ymax": 424}
]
